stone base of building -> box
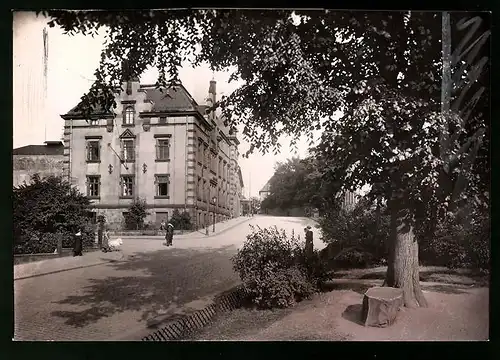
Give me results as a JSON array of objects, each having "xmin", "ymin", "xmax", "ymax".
[{"xmin": 92, "ymin": 205, "xmax": 233, "ymax": 231}]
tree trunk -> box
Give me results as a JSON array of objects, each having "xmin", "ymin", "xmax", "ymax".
[{"xmin": 384, "ymin": 205, "xmax": 428, "ymax": 308}]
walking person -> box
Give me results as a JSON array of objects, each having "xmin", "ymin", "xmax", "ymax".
[
  {"xmin": 164, "ymin": 222, "xmax": 174, "ymax": 246},
  {"xmin": 73, "ymin": 229, "xmax": 83, "ymax": 256}
]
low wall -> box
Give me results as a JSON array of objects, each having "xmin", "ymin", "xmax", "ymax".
[
  {"xmin": 13, "ymin": 247, "xmax": 99, "ymax": 265},
  {"xmin": 261, "ymin": 207, "xmax": 307, "ymax": 217},
  {"xmin": 108, "ymin": 229, "xmax": 195, "ymax": 236}
]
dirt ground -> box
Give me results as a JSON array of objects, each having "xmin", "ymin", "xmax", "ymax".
[{"xmin": 189, "ymin": 267, "xmax": 489, "ymax": 341}]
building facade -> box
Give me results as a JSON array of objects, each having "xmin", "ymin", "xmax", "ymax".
[
  {"xmin": 13, "ymin": 141, "xmax": 65, "ymax": 187},
  {"xmin": 259, "ymin": 181, "xmax": 271, "ymax": 202},
  {"xmin": 61, "ymin": 75, "xmax": 243, "ymax": 230}
]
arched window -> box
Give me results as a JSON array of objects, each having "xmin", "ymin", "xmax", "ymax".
[{"xmin": 123, "ymin": 106, "xmax": 134, "ymax": 125}]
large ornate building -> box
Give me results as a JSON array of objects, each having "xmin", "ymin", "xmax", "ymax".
[{"xmin": 61, "ymin": 72, "xmax": 243, "ymax": 230}]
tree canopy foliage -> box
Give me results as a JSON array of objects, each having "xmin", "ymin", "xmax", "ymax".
[
  {"xmin": 41, "ymin": 9, "xmax": 490, "ymax": 306},
  {"xmin": 41, "ymin": 10, "xmax": 489, "ymax": 216},
  {"xmin": 261, "ymin": 157, "xmax": 337, "ymax": 213}
]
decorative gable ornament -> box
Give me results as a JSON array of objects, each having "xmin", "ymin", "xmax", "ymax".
[{"xmin": 119, "ymin": 129, "xmax": 136, "ymax": 139}]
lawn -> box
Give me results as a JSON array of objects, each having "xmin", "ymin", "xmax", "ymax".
[{"xmin": 188, "ymin": 266, "xmax": 489, "ymax": 341}]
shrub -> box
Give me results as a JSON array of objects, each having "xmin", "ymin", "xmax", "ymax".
[
  {"xmin": 124, "ymin": 198, "xmax": 149, "ymax": 230},
  {"xmin": 14, "ymin": 232, "xmax": 60, "ymax": 255},
  {"xmin": 170, "ymin": 209, "xmax": 193, "ymax": 230},
  {"xmin": 318, "ymin": 198, "xmax": 389, "ymax": 269},
  {"xmin": 232, "ymin": 226, "xmax": 329, "ymax": 309},
  {"xmin": 13, "ymin": 174, "xmax": 95, "ymax": 254},
  {"xmin": 419, "ymin": 204, "xmax": 490, "ymax": 272}
]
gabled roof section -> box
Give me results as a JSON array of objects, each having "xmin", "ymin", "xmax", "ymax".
[
  {"xmin": 63, "ymin": 101, "xmax": 114, "ymax": 120},
  {"xmin": 13, "ymin": 144, "xmax": 64, "ymax": 156},
  {"xmin": 61, "ymin": 82, "xmax": 205, "ymax": 121},
  {"xmin": 259, "ymin": 181, "xmax": 271, "ymax": 193},
  {"xmin": 119, "ymin": 129, "xmax": 136, "ymax": 139}
]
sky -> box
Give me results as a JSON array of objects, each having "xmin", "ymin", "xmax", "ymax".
[{"xmin": 13, "ymin": 11, "xmax": 323, "ymax": 198}]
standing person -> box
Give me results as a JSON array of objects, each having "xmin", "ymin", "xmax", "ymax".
[
  {"xmin": 159, "ymin": 219, "xmax": 166, "ymax": 232},
  {"xmin": 73, "ymin": 229, "xmax": 83, "ymax": 256},
  {"xmin": 102, "ymin": 228, "xmax": 110, "ymax": 252},
  {"xmin": 164, "ymin": 222, "xmax": 174, "ymax": 246}
]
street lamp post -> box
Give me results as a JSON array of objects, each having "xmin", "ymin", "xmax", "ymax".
[{"xmin": 212, "ymin": 196, "xmax": 217, "ymax": 233}]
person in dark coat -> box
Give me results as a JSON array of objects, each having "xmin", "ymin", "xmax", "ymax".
[
  {"xmin": 73, "ymin": 229, "xmax": 83, "ymax": 256},
  {"xmin": 164, "ymin": 223, "xmax": 174, "ymax": 246}
]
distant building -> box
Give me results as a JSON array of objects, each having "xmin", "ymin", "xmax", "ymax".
[
  {"xmin": 60, "ymin": 65, "xmax": 243, "ymax": 230},
  {"xmin": 13, "ymin": 141, "xmax": 65, "ymax": 187},
  {"xmin": 259, "ymin": 180, "xmax": 271, "ymax": 201}
]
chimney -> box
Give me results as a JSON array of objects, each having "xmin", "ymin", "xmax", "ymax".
[
  {"xmin": 121, "ymin": 60, "xmax": 139, "ymax": 95},
  {"xmin": 208, "ymin": 79, "xmax": 217, "ymax": 121}
]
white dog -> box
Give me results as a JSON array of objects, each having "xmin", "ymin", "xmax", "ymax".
[{"xmin": 108, "ymin": 237, "xmax": 123, "ymax": 250}]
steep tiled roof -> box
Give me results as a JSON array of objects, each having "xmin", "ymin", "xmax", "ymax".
[
  {"xmin": 13, "ymin": 144, "xmax": 64, "ymax": 156},
  {"xmin": 63, "ymin": 83, "xmax": 200, "ymax": 118},
  {"xmin": 65, "ymin": 103, "xmax": 109, "ymax": 117},
  {"xmin": 142, "ymin": 85, "xmax": 198, "ymax": 112},
  {"xmin": 260, "ymin": 181, "xmax": 271, "ymax": 193}
]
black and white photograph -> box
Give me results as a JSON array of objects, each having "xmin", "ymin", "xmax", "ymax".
[{"xmin": 13, "ymin": 9, "xmax": 490, "ymax": 341}]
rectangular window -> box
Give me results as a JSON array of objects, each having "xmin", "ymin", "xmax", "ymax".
[
  {"xmin": 90, "ymin": 119, "xmax": 99, "ymax": 126},
  {"xmin": 121, "ymin": 139, "xmax": 135, "ymax": 161},
  {"xmin": 156, "ymin": 174, "xmax": 170, "ymax": 197},
  {"xmin": 156, "ymin": 139, "xmax": 170, "ymax": 161},
  {"xmin": 86, "ymin": 141, "xmax": 100, "ymax": 162},
  {"xmin": 159, "ymin": 116, "xmax": 167, "ymax": 124},
  {"xmin": 121, "ymin": 175, "xmax": 134, "ymax": 197},
  {"xmin": 87, "ymin": 176, "xmax": 100, "ymax": 197}
]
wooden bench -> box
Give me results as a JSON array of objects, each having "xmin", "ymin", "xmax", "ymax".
[{"xmin": 362, "ymin": 286, "xmax": 403, "ymax": 327}]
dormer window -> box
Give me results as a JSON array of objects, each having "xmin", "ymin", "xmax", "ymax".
[
  {"xmin": 123, "ymin": 106, "xmax": 135, "ymax": 125},
  {"xmin": 90, "ymin": 119, "xmax": 99, "ymax": 126}
]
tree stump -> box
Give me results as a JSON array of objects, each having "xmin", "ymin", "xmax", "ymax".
[{"xmin": 361, "ymin": 287, "xmax": 403, "ymax": 327}]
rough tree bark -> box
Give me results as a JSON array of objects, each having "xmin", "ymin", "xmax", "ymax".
[{"xmin": 384, "ymin": 204, "xmax": 428, "ymax": 308}]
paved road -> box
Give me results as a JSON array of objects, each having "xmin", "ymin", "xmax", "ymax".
[{"xmin": 14, "ymin": 216, "xmax": 324, "ymax": 341}]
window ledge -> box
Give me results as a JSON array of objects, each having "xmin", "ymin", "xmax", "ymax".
[
  {"xmin": 88, "ymin": 196, "xmax": 101, "ymax": 200},
  {"xmin": 122, "ymin": 124, "xmax": 135, "ymax": 127},
  {"xmin": 155, "ymin": 159, "xmax": 171, "ymax": 163},
  {"xmin": 86, "ymin": 160, "xmax": 101, "ymax": 164},
  {"xmin": 119, "ymin": 196, "xmax": 134, "ymax": 199},
  {"xmin": 154, "ymin": 196, "xmax": 170, "ymax": 199}
]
